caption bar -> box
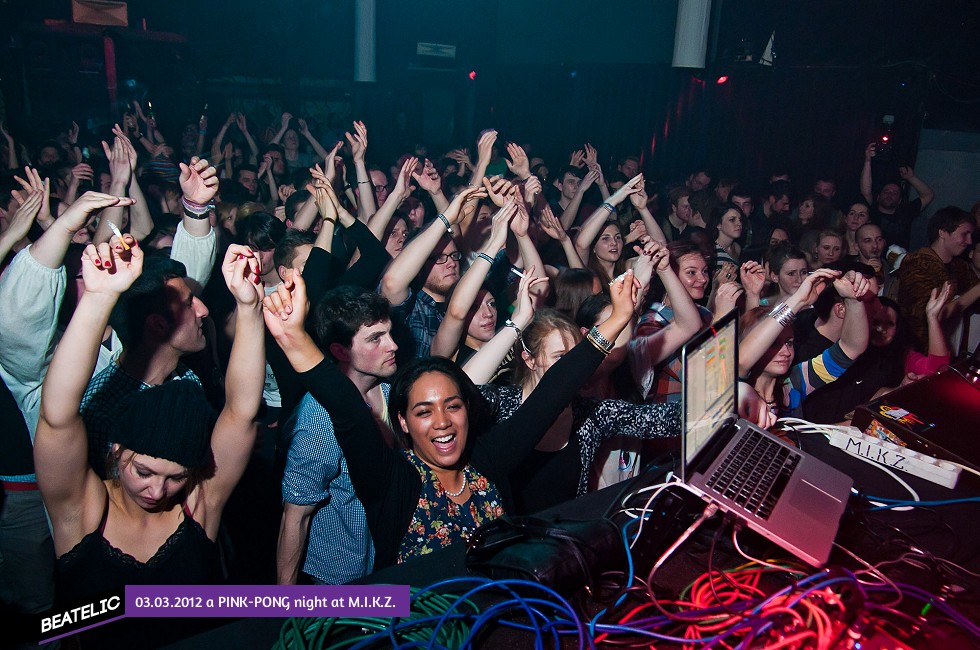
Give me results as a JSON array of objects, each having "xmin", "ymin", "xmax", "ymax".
[{"xmin": 126, "ymin": 584, "xmax": 411, "ymax": 617}]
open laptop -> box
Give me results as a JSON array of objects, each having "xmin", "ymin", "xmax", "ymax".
[{"xmin": 680, "ymin": 310, "xmax": 852, "ymax": 567}]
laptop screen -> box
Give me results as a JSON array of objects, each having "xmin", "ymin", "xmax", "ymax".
[{"xmin": 681, "ymin": 310, "xmax": 738, "ymax": 479}]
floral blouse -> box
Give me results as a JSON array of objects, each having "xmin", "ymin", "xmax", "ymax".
[{"xmin": 397, "ymin": 451, "xmax": 504, "ymax": 563}]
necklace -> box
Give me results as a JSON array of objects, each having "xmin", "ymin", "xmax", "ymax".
[{"xmin": 444, "ymin": 472, "xmax": 467, "ymax": 498}]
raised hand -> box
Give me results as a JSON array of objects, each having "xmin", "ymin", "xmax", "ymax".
[
  {"xmin": 392, "ymin": 156, "xmax": 419, "ymax": 202},
  {"xmin": 278, "ymin": 184, "xmax": 296, "ymax": 204},
  {"xmin": 297, "ymin": 118, "xmax": 311, "ymax": 136},
  {"xmin": 12, "ymin": 167, "xmax": 52, "ymax": 224},
  {"xmin": 225, "ymin": 112, "xmax": 238, "ymax": 128},
  {"xmin": 580, "ymin": 168, "xmax": 599, "ymax": 192},
  {"xmin": 833, "ymin": 270, "xmax": 870, "ymax": 301},
  {"xmin": 482, "ymin": 176, "xmax": 516, "ymax": 207},
  {"xmin": 345, "ymin": 121, "xmax": 368, "ymax": 163},
  {"xmin": 60, "ymin": 192, "xmax": 136, "ymax": 235},
  {"xmin": 263, "ymin": 273, "xmax": 310, "ymax": 339},
  {"xmin": 445, "ymin": 185, "xmax": 488, "ymax": 224},
  {"xmin": 236, "ymin": 112, "xmax": 249, "ymax": 133},
  {"xmin": 222, "ymin": 244, "xmax": 264, "ymax": 307},
  {"xmin": 508, "ymin": 197, "xmax": 530, "ymax": 238},
  {"xmin": 67, "ymin": 121, "xmax": 80, "ymax": 147},
  {"xmin": 713, "ymin": 262, "xmax": 738, "ymax": 291},
  {"xmin": 864, "ymin": 142, "xmax": 876, "ymax": 161},
  {"xmin": 739, "ymin": 260, "xmax": 767, "ymax": 297},
  {"xmin": 489, "ymin": 198, "xmax": 519, "ymax": 248},
  {"xmin": 511, "ymin": 266, "xmax": 549, "ymax": 328},
  {"xmin": 476, "ymin": 129, "xmax": 497, "ymax": 165},
  {"xmin": 898, "ymin": 166, "xmax": 915, "ymax": 181},
  {"xmin": 791, "ymin": 268, "xmax": 840, "ymax": 308},
  {"xmin": 609, "ymin": 173, "xmax": 644, "ymax": 205},
  {"xmin": 80, "ymin": 233, "xmax": 142, "ymax": 297},
  {"xmin": 411, "ymin": 158, "xmax": 442, "ymax": 193},
  {"xmin": 925, "ymin": 282, "xmax": 951, "ymax": 321},
  {"xmin": 505, "ymin": 142, "xmax": 530, "ymax": 179},
  {"xmin": 629, "ymin": 185, "xmax": 649, "ymax": 209},
  {"xmin": 178, "ymin": 156, "xmax": 219, "ymax": 205},
  {"xmin": 523, "ymin": 175, "xmax": 542, "ymax": 204},
  {"xmin": 111, "ymin": 124, "xmax": 139, "ymax": 172},
  {"xmin": 609, "ymin": 268, "xmax": 639, "ymax": 320},
  {"xmin": 583, "ymin": 143, "xmax": 598, "ymax": 166},
  {"xmin": 4, "ymin": 184, "xmax": 43, "ymax": 243},
  {"xmin": 537, "ymin": 205, "xmax": 567, "ymax": 242},
  {"xmin": 281, "ymin": 112, "xmax": 293, "ymax": 129},
  {"xmin": 102, "ymin": 134, "xmax": 132, "ymax": 186},
  {"xmin": 448, "ymin": 148, "xmax": 472, "ymax": 171},
  {"xmin": 715, "ymin": 281, "xmax": 744, "ymax": 315},
  {"xmin": 0, "ymin": 121, "xmax": 12, "ymax": 143},
  {"xmin": 323, "ymin": 140, "xmax": 344, "ymax": 183},
  {"xmin": 569, "ymin": 149, "xmax": 585, "ymax": 168}
]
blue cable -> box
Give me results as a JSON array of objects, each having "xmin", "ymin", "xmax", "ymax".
[{"xmin": 864, "ymin": 495, "xmax": 980, "ymax": 508}]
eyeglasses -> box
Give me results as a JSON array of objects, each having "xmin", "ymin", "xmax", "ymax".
[
  {"xmin": 432, "ymin": 251, "xmax": 462, "ymax": 264},
  {"xmin": 374, "ymin": 185, "xmax": 388, "ymax": 194}
]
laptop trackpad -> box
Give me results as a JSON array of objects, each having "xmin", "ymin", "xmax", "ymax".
[{"xmin": 790, "ymin": 480, "xmax": 843, "ymax": 521}]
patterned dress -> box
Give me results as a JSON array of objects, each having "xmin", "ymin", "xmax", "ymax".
[{"xmin": 397, "ymin": 452, "xmax": 504, "ymax": 563}]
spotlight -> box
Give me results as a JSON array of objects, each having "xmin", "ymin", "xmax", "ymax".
[
  {"xmin": 468, "ymin": 71, "xmax": 476, "ymax": 80},
  {"xmin": 716, "ymin": 76, "xmax": 729, "ymax": 84}
]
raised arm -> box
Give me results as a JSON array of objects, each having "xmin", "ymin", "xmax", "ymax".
[
  {"xmin": 899, "ymin": 165, "xmax": 935, "ymax": 210},
  {"xmin": 536, "ymin": 204, "xmax": 584, "ymax": 270},
  {"xmin": 412, "ymin": 158, "xmax": 450, "ymax": 213},
  {"xmin": 835, "ymin": 272, "xmax": 871, "ymax": 360},
  {"xmin": 467, "ymin": 129, "xmax": 497, "ymax": 194},
  {"xmin": 509, "ymin": 196, "xmax": 549, "ymax": 303},
  {"xmin": 923, "ymin": 282, "xmax": 952, "ymax": 358},
  {"xmin": 738, "ymin": 268, "xmax": 840, "ymax": 376},
  {"xmin": 237, "ymin": 113, "xmax": 260, "ymax": 164},
  {"xmin": 35, "ymin": 235, "xmax": 143, "ymax": 532},
  {"xmin": 93, "ymin": 128, "xmax": 135, "ymax": 245},
  {"xmin": 346, "ymin": 121, "xmax": 375, "ymax": 221},
  {"xmin": 379, "ymin": 185, "xmax": 486, "ymax": 305},
  {"xmin": 204, "ymin": 245, "xmax": 266, "ymax": 515},
  {"xmin": 739, "ymin": 260, "xmax": 767, "ymax": 311},
  {"xmin": 367, "ymin": 156, "xmax": 418, "ymax": 240},
  {"xmin": 859, "ymin": 143, "xmax": 875, "ymax": 205},
  {"xmin": 431, "ymin": 200, "xmax": 515, "ymax": 358},
  {"xmin": 298, "ymin": 118, "xmax": 331, "ymax": 163},
  {"xmin": 630, "ymin": 241, "xmax": 703, "ymax": 364},
  {"xmin": 629, "ymin": 185, "xmax": 667, "ymax": 243},
  {"xmin": 270, "ymin": 112, "xmax": 292, "ymax": 145},
  {"xmin": 211, "ymin": 112, "xmax": 235, "ymax": 164},
  {"xmin": 573, "ymin": 173, "xmax": 643, "ymax": 261},
  {"xmin": 462, "ymin": 270, "xmax": 547, "ymax": 385},
  {"xmin": 173, "ymin": 156, "xmax": 219, "ymax": 291}
]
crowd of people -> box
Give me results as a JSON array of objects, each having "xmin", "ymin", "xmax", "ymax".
[{"xmin": 1, "ymin": 102, "xmax": 978, "ymax": 646}]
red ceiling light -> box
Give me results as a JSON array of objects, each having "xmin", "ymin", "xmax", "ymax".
[
  {"xmin": 716, "ymin": 75, "xmax": 729, "ymax": 84},
  {"xmin": 468, "ymin": 71, "xmax": 477, "ymax": 80}
]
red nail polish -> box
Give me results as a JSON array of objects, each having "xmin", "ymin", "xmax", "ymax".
[
  {"xmin": 254, "ymin": 276, "xmax": 261, "ymax": 284},
  {"xmin": 238, "ymin": 254, "xmax": 245, "ymax": 259}
]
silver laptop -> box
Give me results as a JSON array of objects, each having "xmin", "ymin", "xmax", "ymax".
[{"xmin": 680, "ymin": 310, "xmax": 852, "ymax": 567}]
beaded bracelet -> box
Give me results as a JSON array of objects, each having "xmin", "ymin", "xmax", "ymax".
[
  {"xmin": 768, "ymin": 302, "xmax": 796, "ymax": 327},
  {"xmin": 585, "ymin": 332, "xmax": 611, "ymax": 356},
  {"xmin": 437, "ymin": 213, "xmax": 453, "ymax": 234},
  {"xmin": 587, "ymin": 326, "xmax": 614, "ymax": 353},
  {"xmin": 477, "ymin": 252, "xmax": 495, "ymax": 265}
]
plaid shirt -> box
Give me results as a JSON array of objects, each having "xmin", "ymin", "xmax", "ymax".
[
  {"xmin": 81, "ymin": 362, "xmax": 201, "ymax": 477},
  {"xmin": 631, "ymin": 303, "xmax": 713, "ymax": 403},
  {"xmin": 391, "ymin": 289, "xmax": 446, "ymax": 359}
]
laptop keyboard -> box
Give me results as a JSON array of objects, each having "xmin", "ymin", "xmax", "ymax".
[{"xmin": 705, "ymin": 429, "xmax": 801, "ymax": 520}]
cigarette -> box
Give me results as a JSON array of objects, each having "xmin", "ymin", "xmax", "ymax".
[
  {"xmin": 108, "ymin": 222, "xmax": 130, "ymax": 250},
  {"xmin": 509, "ymin": 266, "xmax": 525, "ymax": 279}
]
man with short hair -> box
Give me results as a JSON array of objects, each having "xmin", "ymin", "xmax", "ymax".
[
  {"xmin": 898, "ymin": 206, "xmax": 977, "ymax": 349},
  {"xmin": 380, "ymin": 186, "xmax": 482, "ymax": 358},
  {"xmin": 550, "ymin": 165, "xmax": 594, "ymax": 229},
  {"xmin": 747, "ymin": 180, "xmax": 793, "ymax": 249},
  {"xmin": 236, "ymin": 164, "xmax": 260, "ymax": 201},
  {"xmin": 278, "ymin": 287, "xmax": 397, "ymax": 585},
  {"xmin": 855, "ymin": 223, "xmax": 888, "ymax": 290},
  {"xmin": 860, "ymin": 142, "xmax": 934, "ymax": 249},
  {"xmin": 685, "ymin": 167, "xmax": 711, "ymax": 192},
  {"xmin": 658, "ymin": 187, "xmax": 693, "ymax": 241}
]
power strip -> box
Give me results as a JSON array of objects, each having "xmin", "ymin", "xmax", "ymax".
[{"xmin": 828, "ymin": 428, "xmax": 961, "ymax": 489}]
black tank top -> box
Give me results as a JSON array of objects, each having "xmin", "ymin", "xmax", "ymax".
[{"xmin": 56, "ymin": 490, "xmax": 221, "ymax": 608}]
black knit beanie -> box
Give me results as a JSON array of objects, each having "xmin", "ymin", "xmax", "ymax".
[{"xmin": 109, "ymin": 379, "xmax": 214, "ymax": 469}]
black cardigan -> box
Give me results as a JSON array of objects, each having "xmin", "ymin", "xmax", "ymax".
[{"xmin": 298, "ymin": 339, "xmax": 606, "ymax": 568}]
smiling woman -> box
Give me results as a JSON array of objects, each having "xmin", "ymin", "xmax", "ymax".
[{"xmin": 266, "ymin": 270, "xmax": 639, "ymax": 568}]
